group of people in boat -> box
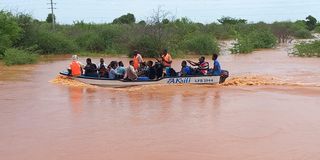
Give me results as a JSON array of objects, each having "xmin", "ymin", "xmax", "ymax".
[{"xmin": 68, "ymin": 49, "xmax": 223, "ymax": 81}]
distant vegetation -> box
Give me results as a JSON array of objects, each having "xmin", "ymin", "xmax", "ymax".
[
  {"xmin": 292, "ymin": 41, "xmax": 320, "ymax": 57},
  {"xmin": 3, "ymin": 48, "xmax": 38, "ymax": 65},
  {"xmin": 0, "ymin": 9, "xmax": 319, "ymax": 65}
]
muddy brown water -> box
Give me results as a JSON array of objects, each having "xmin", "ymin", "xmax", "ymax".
[{"xmin": 0, "ymin": 47, "xmax": 320, "ymax": 160}]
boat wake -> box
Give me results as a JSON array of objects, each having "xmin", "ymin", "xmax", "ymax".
[{"xmin": 50, "ymin": 75, "xmax": 95, "ymax": 88}]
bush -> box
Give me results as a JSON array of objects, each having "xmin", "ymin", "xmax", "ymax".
[
  {"xmin": 0, "ymin": 11, "xmax": 22, "ymax": 55},
  {"xmin": 231, "ymin": 29, "xmax": 277, "ymax": 53},
  {"xmin": 180, "ymin": 34, "xmax": 220, "ymax": 55},
  {"xmin": 35, "ymin": 30, "xmax": 78, "ymax": 54},
  {"xmin": 129, "ymin": 35, "xmax": 160, "ymax": 57},
  {"xmin": 292, "ymin": 41, "xmax": 320, "ymax": 57},
  {"xmin": 3, "ymin": 48, "xmax": 38, "ymax": 65},
  {"xmin": 315, "ymin": 25, "xmax": 320, "ymax": 33},
  {"xmin": 294, "ymin": 29, "xmax": 312, "ymax": 39}
]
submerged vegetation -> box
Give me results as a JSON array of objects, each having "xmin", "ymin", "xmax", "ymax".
[
  {"xmin": 0, "ymin": 9, "xmax": 319, "ymax": 65},
  {"xmin": 292, "ymin": 41, "xmax": 320, "ymax": 57},
  {"xmin": 3, "ymin": 48, "xmax": 38, "ymax": 66}
]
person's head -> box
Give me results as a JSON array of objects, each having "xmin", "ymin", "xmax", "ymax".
[
  {"xmin": 181, "ymin": 60, "xmax": 187, "ymax": 67},
  {"xmin": 133, "ymin": 50, "xmax": 140, "ymax": 56},
  {"xmin": 100, "ymin": 58, "xmax": 104, "ymax": 64},
  {"xmin": 129, "ymin": 60, "xmax": 134, "ymax": 66},
  {"xmin": 199, "ymin": 56, "xmax": 205, "ymax": 63},
  {"xmin": 110, "ymin": 61, "xmax": 118, "ymax": 69},
  {"xmin": 86, "ymin": 58, "xmax": 92, "ymax": 64},
  {"xmin": 118, "ymin": 61, "xmax": 124, "ymax": 67},
  {"xmin": 162, "ymin": 48, "xmax": 168, "ymax": 55},
  {"xmin": 72, "ymin": 55, "xmax": 78, "ymax": 61},
  {"xmin": 147, "ymin": 61, "xmax": 153, "ymax": 67},
  {"xmin": 212, "ymin": 53, "xmax": 218, "ymax": 61}
]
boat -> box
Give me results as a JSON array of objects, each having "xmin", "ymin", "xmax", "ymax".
[{"xmin": 59, "ymin": 71, "xmax": 229, "ymax": 87}]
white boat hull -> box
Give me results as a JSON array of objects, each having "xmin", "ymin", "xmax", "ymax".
[{"xmin": 60, "ymin": 72, "xmax": 227, "ymax": 87}]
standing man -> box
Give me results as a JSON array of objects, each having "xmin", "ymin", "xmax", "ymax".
[
  {"xmin": 161, "ymin": 49, "xmax": 172, "ymax": 76},
  {"xmin": 133, "ymin": 50, "xmax": 144, "ymax": 70}
]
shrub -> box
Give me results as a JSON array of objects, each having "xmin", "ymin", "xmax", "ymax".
[
  {"xmin": 35, "ymin": 30, "xmax": 78, "ymax": 54},
  {"xmin": 0, "ymin": 11, "xmax": 22, "ymax": 56},
  {"xmin": 231, "ymin": 35, "xmax": 254, "ymax": 53},
  {"xmin": 231, "ymin": 29, "xmax": 277, "ymax": 53},
  {"xmin": 294, "ymin": 29, "xmax": 312, "ymax": 39},
  {"xmin": 129, "ymin": 35, "xmax": 160, "ymax": 57},
  {"xmin": 3, "ymin": 48, "xmax": 38, "ymax": 65},
  {"xmin": 180, "ymin": 34, "xmax": 220, "ymax": 55},
  {"xmin": 292, "ymin": 41, "xmax": 320, "ymax": 57}
]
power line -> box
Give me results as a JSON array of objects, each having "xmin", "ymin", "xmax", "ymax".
[{"xmin": 47, "ymin": 0, "xmax": 56, "ymax": 29}]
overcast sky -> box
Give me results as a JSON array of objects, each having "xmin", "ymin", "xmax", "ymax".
[{"xmin": 1, "ymin": 0, "xmax": 320, "ymax": 24}]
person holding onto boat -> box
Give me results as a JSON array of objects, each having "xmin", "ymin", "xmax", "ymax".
[
  {"xmin": 211, "ymin": 53, "xmax": 221, "ymax": 76},
  {"xmin": 98, "ymin": 58, "xmax": 108, "ymax": 77},
  {"xmin": 124, "ymin": 60, "xmax": 138, "ymax": 81},
  {"xmin": 84, "ymin": 58, "xmax": 98, "ymax": 77},
  {"xmin": 161, "ymin": 49, "xmax": 173, "ymax": 76},
  {"xmin": 68, "ymin": 55, "xmax": 83, "ymax": 76},
  {"xmin": 116, "ymin": 61, "xmax": 126, "ymax": 79},
  {"xmin": 180, "ymin": 60, "xmax": 193, "ymax": 76},
  {"xmin": 133, "ymin": 50, "xmax": 144, "ymax": 70},
  {"xmin": 187, "ymin": 56, "xmax": 209, "ymax": 75}
]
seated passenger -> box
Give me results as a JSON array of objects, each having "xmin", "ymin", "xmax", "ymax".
[
  {"xmin": 124, "ymin": 60, "xmax": 138, "ymax": 81},
  {"xmin": 146, "ymin": 61, "xmax": 156, "ymax": 80},
  {"xmin": 84, "ymin": 58, "xmax": 98, "ymax": 77},
  {"xmin": 180, "ymin": 60, "xmax": 192, "ymax": 76},
  {"xmin": 211, "ymin": 53, "xmax": 221, "ymax": 76},
  {"xmin": 187, "ymin": 56, "xmax": 209, "ymax": 75},
  {"xmin": 68, "ymin": 55, "xmax": 83, "ymax": 76},
  {"xmin": 116, "ymin": 61, "xmax": 126, "ymax": 79},
  {"xmin": 138, "ymin": 62, "xmax": 148, "ymax": 76},
  {"xmin": 98, "ymin": 58, "xmax": 108, "ymax": 78},
  {"xmin": 154, "ymin": 62, "xmax": 164, "ymax": 79},
  {"xmin": 108, "ymin": 61, "xmax": 121, "ymax": 79}
]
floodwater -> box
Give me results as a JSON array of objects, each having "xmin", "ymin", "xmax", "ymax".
[{"xmin": 0, "ymin": 46, "xmax": 320, "ymax": 160}]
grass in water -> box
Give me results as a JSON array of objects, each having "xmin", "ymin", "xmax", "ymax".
[
  {"xmin": 292, "ymin": 41, "xmax": 320, "ymax": 57},
  {"xmin": 3, "ymin": 48, "xmax": 39, "ymax": 66}
]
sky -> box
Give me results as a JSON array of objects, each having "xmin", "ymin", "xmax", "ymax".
[{"xmin": 1, "ymin": 0, "xmax": 320, "ymax": 24}]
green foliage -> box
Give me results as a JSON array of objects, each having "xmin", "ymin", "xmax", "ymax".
[
  {"xmin": 112, "ymin": 13, "xmax": 135, "ymax": 24},
  {"xmin": 294, "ymin": 29, "xmax": 312, "ymax": 39},
  {"xmin": 129, "ymin": 35, "xmax": 160, "ymax": 57},
  {"xmin": 314, "ymin": 25, "xmax": 320, "ymax": 33},
  {"xmin": 35, "ymin": 30, "xmax": 78, "ymax": 54},
  {"xmin": 218, "ymin": 16, "xmax": 247, "ymax": 25},
  {"xmin": 305, "ymin": 15, "xmax": 317, "ymax": 31},
  {"xmin": 3, "ymin": 48, "xmax": 38, "ymax": 65},
  {"xmin": 231, "ymin": 29, "xmax": 277, "ymax": 53},
  {"xmin": 46, "ymin": 13, "xmax": 55, "ymax": 23},
  {"xmin": 292, "ymin": 41, "xmax": 320, "ymax": 57},
  {"xmin": 180, "ymin": 34, "xmax": 220, "ymax": 55},
  {"xmin": 0, "ymin": 11, "xmax": 22, "ymax": 56}
]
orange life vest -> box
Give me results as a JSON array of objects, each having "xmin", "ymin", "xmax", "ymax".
[
  {"xmin": 162, "ymin": 53, "xmax": 172, "ymax": 67},
  {"xmin": 70, "ymin": 61, "xmax": 81, "ymax": 76},
  {"xmin": 133, "ymin": 55, "xmax": 140, "ymax": 70}
]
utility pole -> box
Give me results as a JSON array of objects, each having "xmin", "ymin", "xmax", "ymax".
[{"xmin": 48, "ymin": 0, "xmax": 56, "ymax": 30}]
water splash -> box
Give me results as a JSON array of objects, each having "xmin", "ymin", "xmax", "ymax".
[{"xmin": 50, "ymin": 75, "xmax": 95, "ymax": 88}]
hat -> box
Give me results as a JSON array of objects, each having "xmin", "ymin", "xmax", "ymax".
[{"xmin": 72, "ymin": 55, "xmax": 78, "ymax": 60}]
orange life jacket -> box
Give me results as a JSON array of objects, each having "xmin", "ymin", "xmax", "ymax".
[
  {"xmin": 70, "ymin": 61, "xmax": 81, "ymax": 76},
  {"xmin": 162, "ymin": 53, "xmax": 172, "ymax": 67},
  {"xmin": 133, "ymin": 55, "xmax": 140, "ymax": 70}
]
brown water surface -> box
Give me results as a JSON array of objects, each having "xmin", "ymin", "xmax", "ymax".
[{"xmin": 0, "ymin": 47, "xmax": 320, "ymax": 160}]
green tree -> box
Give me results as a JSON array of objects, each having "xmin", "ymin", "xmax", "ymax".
[
  {"xmin": 112, "ymin": 13, "xmax": 135, "ymax": 24},
  {"xmin": 46, "ymin": 13, "xmax": 55, "ymax": 23},
  {"xmin": 305, "ymin": 15, "xmax": 317, "ymax": 31},
  {"xmin": 0, "ymin": 11, "xmax": 22, "ymax": 56},
  {"xmin": 218, "ymin": 16, "xmax": 247, "ymax": 25}
]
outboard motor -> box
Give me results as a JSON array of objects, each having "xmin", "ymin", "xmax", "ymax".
[{"xmin": 219, "ymin": 70, "xmax": 229, "ymax": 83}]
